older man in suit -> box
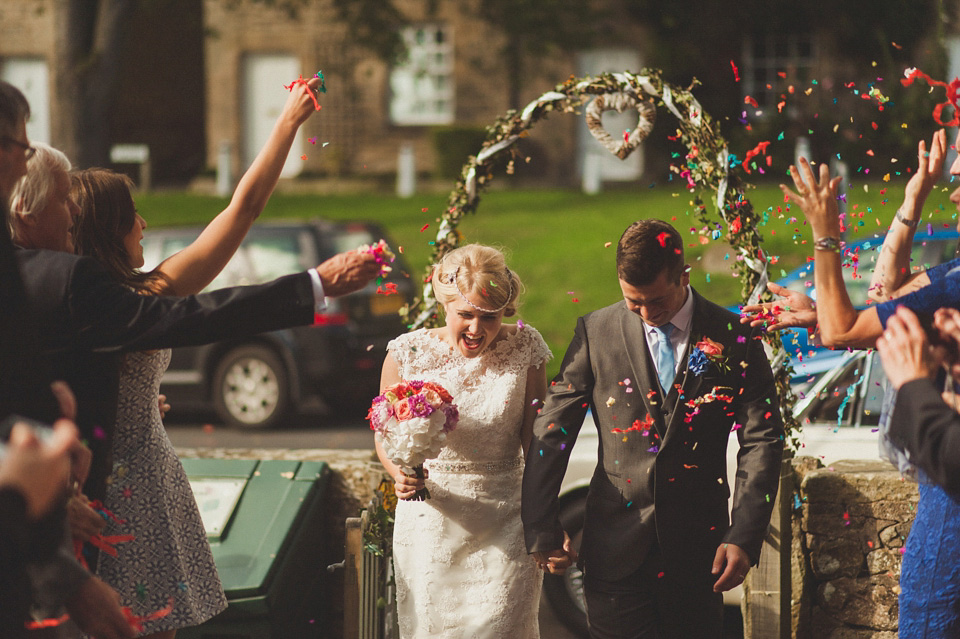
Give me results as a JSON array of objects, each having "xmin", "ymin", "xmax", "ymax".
[{"xmin": 522, "ymin": 219, "xmax": 784, "ymax": 639}]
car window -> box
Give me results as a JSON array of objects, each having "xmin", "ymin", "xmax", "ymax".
[
  {"xmin": 858, "ymin": 353, "xmax": 888, "ymax": 427},
  {"xmin": 779, "ymin": 236, "xmax": 958, "ymax": 308},
  {"xmin": 155, "ymin": 229, "xmax": 316, "ymax": 290},
  {"xmin": 798, "ymin": 351, "xmax": 888, "ymax": 428},
  {"xmin": 801, "ymin": 353, "xmax": 867, "ymax": 426},
  {"xmin": 329, "ymin": 227, "xmax": 376, "ymax": 253}
]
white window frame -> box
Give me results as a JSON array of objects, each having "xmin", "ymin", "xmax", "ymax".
[
  {"xmin": 390, "ymin": 24, "xmax": 454, "ymax": 126},
  {"xmin": 741, "ymin": 33, "xmax": 818, "ymax": 115}
]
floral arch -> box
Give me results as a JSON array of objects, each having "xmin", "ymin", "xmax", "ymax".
[{"xmin": 401, "ymin": 69, "xmax": 798, "ymax": 435}]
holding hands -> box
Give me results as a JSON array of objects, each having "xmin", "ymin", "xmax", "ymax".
[{"xmin": 532, "ymin": 531, "xmax": 578, "ymax": 575}]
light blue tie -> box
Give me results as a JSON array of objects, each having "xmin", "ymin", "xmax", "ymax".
[{"xmin": 653, "ymin": 323, "xmax": 676, "ymax": 394}]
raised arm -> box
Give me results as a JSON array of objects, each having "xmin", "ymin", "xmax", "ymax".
[
  {"xmin": 868, "ymin": 129, "xmax": 946, "ymax": 303},
  {"xmin": 783, "ymin": 159, "xmax": 883, "ymax": 349},
  {"xmin": 154, "ymin": 76, "xmax": 323, "ymax": 296}
]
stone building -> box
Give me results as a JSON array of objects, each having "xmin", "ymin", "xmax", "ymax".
[{"xmin": 1, "ymin": 1, "xmax": 957, "ymax": 188}]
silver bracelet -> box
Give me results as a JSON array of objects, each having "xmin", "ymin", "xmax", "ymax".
[
  {"xmin": 895, "ymin": 208, "xmax": 919, "ymax": 228},
  {"xmin": 813, "ymin": 236, "xmax": 842, "ymax": 253}
]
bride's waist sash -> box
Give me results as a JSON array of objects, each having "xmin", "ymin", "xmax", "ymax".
[{"xmin": 425, "ymin": 456, "xmax": 523, "ymax": 474}]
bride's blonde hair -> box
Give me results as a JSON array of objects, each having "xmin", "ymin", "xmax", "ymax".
[{"xmin": 432, "ymin": 244, "xmax": 523, "ymax": 317}]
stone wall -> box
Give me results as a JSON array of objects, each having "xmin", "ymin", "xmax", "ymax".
[{"xmin": 791, "ymin": 457, "xmax": 918, "ymax": 639}]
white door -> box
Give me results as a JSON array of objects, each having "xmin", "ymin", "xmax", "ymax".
[
  {"xmin": 575, "ymin": 49, "xmax": 644, "ymax": 182},
  {"xmin": 242, "ymin": 54, "xmax": 303, "ymax": 177},
  {"xmin": 1, "ymin": 58, "xmax": 51, "ymax": 144}
]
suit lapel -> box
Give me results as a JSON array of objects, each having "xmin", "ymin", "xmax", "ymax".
[{"xmin": 619, "ymin": 304, "xmax": 666, "ymax": 437}]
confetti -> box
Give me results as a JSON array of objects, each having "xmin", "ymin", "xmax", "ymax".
[{"xmin": 284, "ymin": 73, "xmax": 323, "ymax": 110}]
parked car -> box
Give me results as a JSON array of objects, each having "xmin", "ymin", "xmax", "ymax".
[
  {"xmin": 545, "ymin": 348, "xmax": 887, "ymax": 637},
  {"xmin": 140, "ymin": 220, "xmax": 415, "ymax": 428},
  {"xmin": 763, "ymin": 229, "xmax": 959, "ymax": 383}
]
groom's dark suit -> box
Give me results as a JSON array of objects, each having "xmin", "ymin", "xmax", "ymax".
[
  {"xmin": 8, "ymin": 248, "xmax": 317, "ymax": 501},
  {"xmin": 522, "ymin": 290, "xmax": 783, "ymax": 591}
]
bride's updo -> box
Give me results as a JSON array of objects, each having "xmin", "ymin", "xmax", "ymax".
[{"xmin": 432, "ymin": 244, "xmax": 523, "ymax": 317}]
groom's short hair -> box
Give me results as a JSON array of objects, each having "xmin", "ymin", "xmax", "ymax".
[{"xmin": 617, "ymin": 219, "xmax": 684, "ymax": 286}]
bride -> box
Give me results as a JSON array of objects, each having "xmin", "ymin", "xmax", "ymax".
[{"xmin": 375, "ymin": 244, "xmax": 561, "ymax": 638}]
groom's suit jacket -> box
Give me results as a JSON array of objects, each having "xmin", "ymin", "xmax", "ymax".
[
  {"xmin": 6, "ymin": 248, "xmax": 317, "ymax": 501},
  {"xmin": 522, "ymin": 289, "xmax": 784, "ymax": 583}
]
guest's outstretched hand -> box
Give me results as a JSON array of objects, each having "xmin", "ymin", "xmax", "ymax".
[
  {"xmin": 712, "ymin": 542, "xmax": 750, "ymax": 593},
  {"xmin": 316, "ymin": 250, "xmax": 381, "ymax": 297},
  {"xmin": 904, "ymin": 130, "xmax": 947, "ymax": 208},
  {"xmin": 739, "ymin": 282, "xmax": 817, "ymax": 332},
  {"xmin": 780, "ymin": 158, "xmax": 844, "ymax": 238},
  {"xmin": 0, "ymin": 419, "xmax": 77, "ymax": 520},
  {"xmin": 875, "ymin": 306, "xmax": 940, "ymax": 390},
  {"xmin": 282, "ymin": 74, "xmax": 324, "ymax": 128}
]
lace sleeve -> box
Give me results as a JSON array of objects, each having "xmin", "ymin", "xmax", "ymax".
[
  {"xmin": 386, "ymin": 332, "xmax": 414, "ymax": 372},
  {"xmin": 518, "ymin": 324, "xmax": 552, "ymax": 369}
]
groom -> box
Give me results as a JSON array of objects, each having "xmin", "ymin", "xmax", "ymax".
[{"xmin": 522, "ymin": 219, "xmax": 784, "ymax": 638}]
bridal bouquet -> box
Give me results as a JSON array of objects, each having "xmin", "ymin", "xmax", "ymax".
[{"xmin": 368, "ymin": 380, "xmax": 458, "ymax": 500}]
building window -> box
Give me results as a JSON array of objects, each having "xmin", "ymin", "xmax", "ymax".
[
  {"xmin": 741, "ymin": 33, "xmax": 818, "ymax": 114},
  {"xmin": 390, "ymin": 24, "xmax": 454, "ymax": 125}
]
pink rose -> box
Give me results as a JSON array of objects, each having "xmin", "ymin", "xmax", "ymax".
[
  {"xmin": 394, "ymin": 398, "xmax": 414, "ymax": 421},
  {"xmin": 697, "ymin": 337, "xmax": 724, "ymax": 357},
  {"xmin": 422, "ymin": 389, "xmax": 443, "ymax": 410}
]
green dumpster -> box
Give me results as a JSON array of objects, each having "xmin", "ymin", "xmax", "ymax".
[{"xmin": 177, "ymin": 458, "xmax": 332, "ymax": 639}]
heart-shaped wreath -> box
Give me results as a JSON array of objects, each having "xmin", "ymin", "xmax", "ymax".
[{"xmin": 585, "ymin": 91, "xmax": 656, "ymax": 160}]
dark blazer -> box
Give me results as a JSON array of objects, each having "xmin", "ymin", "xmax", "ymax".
[
  {"xmin": 522, "ymin": 290, "xmax": 784, "ymax": 583},
  {"xmin": 10, "ymin": 248, "xmax": 317, "ymax": 500},
  {"xmin": 889, "ymin": 377, "xmax": 960, "ymax": 497}
]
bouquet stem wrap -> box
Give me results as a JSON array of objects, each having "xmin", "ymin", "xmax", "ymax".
[{"xmin": 412, "ymin": 464, "xmax": 430, "ymax": 501}]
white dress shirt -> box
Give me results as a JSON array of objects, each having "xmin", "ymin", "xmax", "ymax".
[
  {"xmin": 642, "ymin": 286, "xmax": 694, "ymax": 381},
  {"xmin": 308, "ymin": 268, "xmax": 328, "ymax": 313}
]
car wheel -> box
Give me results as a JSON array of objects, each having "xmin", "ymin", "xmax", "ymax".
[
  {"xmin": 213, "ymin": 345, "xmax": 289, "ymax": 429},
  {"xmin": 543, "ymin": 493, "xmax": 589, "ymax": 637}
]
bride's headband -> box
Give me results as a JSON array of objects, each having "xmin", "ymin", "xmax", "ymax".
[{"xmin": 439, "ymin": 266, "xmax": 514, "ymax": 313}]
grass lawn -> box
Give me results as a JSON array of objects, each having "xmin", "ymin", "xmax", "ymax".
[{"xmin": 136, "ymin": 180, "xmax": 959, "ymax": 379}]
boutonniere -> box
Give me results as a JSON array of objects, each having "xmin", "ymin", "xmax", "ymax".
[{"xmin": 687, "ymin": 337, "xmax": 729, "ymax": 375}]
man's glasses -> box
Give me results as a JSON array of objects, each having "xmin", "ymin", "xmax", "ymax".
[{"xmin": 2, "ymin": 136, "xmax": 36, "ymax": 160}]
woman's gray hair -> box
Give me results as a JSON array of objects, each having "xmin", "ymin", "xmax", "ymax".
[{"xmin": 10, "ymin": 142, "xmax": 72, "ymax": 221}]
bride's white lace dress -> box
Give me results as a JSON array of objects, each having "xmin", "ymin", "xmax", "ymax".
[{"xmin": 388, "ymin": 325, "xmax": 551, "ymax": 639}]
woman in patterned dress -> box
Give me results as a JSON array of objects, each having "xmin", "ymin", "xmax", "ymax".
[{"xmin": 69, "ymin": 76, "xmax": 322, "ymax": 638}]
